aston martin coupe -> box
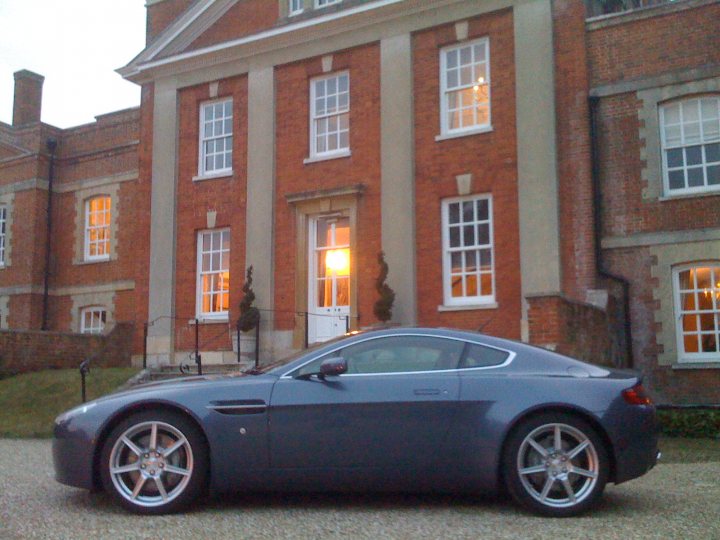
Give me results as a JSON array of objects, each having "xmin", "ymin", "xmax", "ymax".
[{"xmin": 53, "ymin": 327, "xmax": 659, "ymax": 516}]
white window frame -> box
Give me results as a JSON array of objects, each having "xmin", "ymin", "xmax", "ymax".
[
  {"xmin": 673, "ymin": 263, "xmax": 720, "ymax": 363},
  {"xmin": 84, "ymin": 196, "xmax": 111, "ymax": 262},
  {"xmin": 308, "ymin": 71, "xmax": 350, "ymax": 161},
  {"xmin": 315, "ymin": 0, "xmax": 341, "ymax": 8},
  {"xmin": 439, "ymin": 37, "xmax": 491, "ymax": 139},
  {"xmin": 289, "ymin": 0, "xmax": 304, "ymax": 15},
  {"xmin": 441, "ymin": 194, "xmax": 495, "ymax": 307},
  {"xmin": 660, "ymin": 96, "xmax": 720, "ymax": 196},
  {"xmin": 80, "ymin": 306, "xmax": 107, "ymax": 334},
  {"xmin": 196, "ymin": 229, "xmax": 230, "ymax": 321},
  {"xmin": 0, "ymin": 205, "xmax": 6, "ymax": 267},
  {"xmin": 198, "ymin": 98, "xmax": 233, "ymax": 178}
]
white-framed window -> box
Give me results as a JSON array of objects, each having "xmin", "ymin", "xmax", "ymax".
[
  {"xmin": 199, "ymin": 99, "xmax": 233, "ymax": 176},
  {"xmin": 196, "ymin": 229, "xmax": 230, "ymax": 320},
  {"xmin": 440, "ymin": 38, "xmax": 491, "ymax": 136},
  {"xmin": 0, "ymin": 205, "xmax": 6, "ymax": 267},
  {"xmin": 316, "ymin": 0, "xmax": 341, "ymax": 7},
  {"xmin": 289, "ymin": 0, "xmax": 303, "ymax": 15},
  {"xmin": 80, "ymin": 306, "xmax": 107, "ymax": 334},
  {"xmin": 674, "ymin": 263, "xmax": 720, "ymax": 362},
  {"xmin": 309, "ymin": 72, "xmax": 350, "ymax": 159},
  {"xmin": 661, "ymin": 96, "xmax": 720, "ymax": 195},
  {"xmin": 441, "ymin": 194, "xmax": 494, "ymax": 306},
  {"xmin": 84, "ymin": 196, "xmax": 111, "ymax": 261}
]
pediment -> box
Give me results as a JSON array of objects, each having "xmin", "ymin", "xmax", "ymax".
[{"xmin": 120, "ymin": 0, "xmax": 243, "ymax": 79}]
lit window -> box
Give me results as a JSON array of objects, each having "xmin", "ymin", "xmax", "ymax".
[
  {"xmin": 85, "ymin": 196, "xmax": 111, "ymax": 261},
  {"xmin": 199, "ymin": 99, "xmax": 233, "ymax": 176},
  {"xmin": 0, "ymin": 205, "xmax": 6, "ymax": 266},
  {"xmin": 661, "ymin": 97, "xmax": 720, "ymax": 195},
  {"xmin": 440, "ymin": 38, "xmax": 491, "ymax": 136},
  {"xmin": 674, "ymin": 264, "xmax": 720, "ymax": 361},
  {"xmin": 309, "ymin": 72, "xmax": 350, "ymax": 158},
  {"xmin": 316, "ymin": 0, "xmax": 341, "ymax": 7},
  {"xmin": 197, "ymin": 229, "xmax": 230, "ymax": 319},
  {"xmin": 80, "ymin": 306, "xmax": 106, "ymax": 334},
  {"xmin": 441, "ymin": 195, "xmax": 494, "ymax": 306},
  {"xmin": 289, "ymin": 0, "xmax": 303, "ymax": 15}
]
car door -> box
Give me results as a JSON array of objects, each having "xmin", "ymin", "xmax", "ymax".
[{"xmin": 268, "ymin": 334, "xmax": 464, "ymax": 472}]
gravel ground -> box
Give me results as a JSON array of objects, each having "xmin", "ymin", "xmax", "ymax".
[{"xmin": 1, "ymin": 439, "xmax": 718, "ymax": 540}]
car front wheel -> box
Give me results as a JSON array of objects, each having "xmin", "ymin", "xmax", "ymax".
[
  {"xmin": 100, "ymin": 411, "xmax": 208, "ymax": 514},
  {"xmin": 503, "ymin": 413, "xmax": 609, "ymax": 517}
]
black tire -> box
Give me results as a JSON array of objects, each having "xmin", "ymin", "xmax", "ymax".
[
  {"xmin": 503, "ymin": 412, "xmax": 609, "ymax": 517},
  {"xmin": 100, "ymin": 410, "xmax": 209, "ymax": 515}
]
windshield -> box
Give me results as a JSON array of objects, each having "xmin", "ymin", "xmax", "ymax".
[{"xmin": 244, "ymin": 332, "xmax": 362, "ymax": 375}]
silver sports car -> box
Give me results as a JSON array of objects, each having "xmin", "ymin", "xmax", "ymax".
[{"xmin": 53, "ymin": 327, "xmax": 659, "ymax": 517}]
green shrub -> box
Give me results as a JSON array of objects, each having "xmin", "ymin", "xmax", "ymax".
[{"xmin": 657, "ymin": 408, "xmax": 720, "ymax": 439}]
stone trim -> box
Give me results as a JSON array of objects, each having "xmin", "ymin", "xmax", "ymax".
[
  {"xmin": 650, "ymin": 240, "xmax": 720, "ymax": 366},
  {"xmin": 73, "ymin": 184, "xmax": 120, "ymax": 264},
  {"xmin": 286, "ymin": 183, "xmax": 365, "ymax": 204},
  {"xmin": 602, "ymin": 227, "xmax": 720, "ymax": 249},
  {"xmin": 638, "ymin": 76, "xmax": 720, "ymax": 201},
  {"xmin": 0, "ymin": 192, "xmax": 15, "ymax": 268},
  {"xmin": 0, "ymin": 280, "xmax": 134, "ymax": 297},
  {"xmin": 590, "ymin": 64, "xmax": 720, "ymax": 99},
  {"xmin": 71, "ymin": 291, "xmax": 116, "ymax": 334},
  {"xmin": 0, "ymin": 172, "xmax": 136, "ymax": 195},
  {"xmin": 0, "ymin": 295, "xmax": 8, "ymax": 329}
]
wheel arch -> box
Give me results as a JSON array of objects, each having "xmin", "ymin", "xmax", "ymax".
[
  {"xmin": 497, "ymin": 405, "xmax": 617, "ymax": 486},
  {"xmin": 91, "ymin": 400, "xmax": 211, "ymax": 491}
]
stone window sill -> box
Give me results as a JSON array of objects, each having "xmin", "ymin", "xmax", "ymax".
[
  {"xmin": 671, "ymin": 362, "xmax": 720, "ymax": 370},
  {"xmin": 192, "ymin": 171, "xmax": 233, "ymax": 182},
  {"xmin": 303, "ymin": 150, "xmax": 351, "ymax": 164},
  {"xmin": 435, "ymin": 125, "xmax": 493, "ymax": 142},
  {"xmin": 438, "ymin": 302, "xmax": 498, "ymax": 312}
]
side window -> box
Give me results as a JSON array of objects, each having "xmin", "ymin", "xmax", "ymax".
[
  {"xmin": 342, "ymin": 336, "xmax": 465, "ymax": 374},
  {"xmin": 199, "ymin": 99, "xmax": 233, "ymax": 176},
  {"xmin": 460, "ymin": 343, "xmax": 509, "ymax": 369},
  {"xmin": 80, "ymin": 306, "xmax": 106, "ymax": 334},
  {"xmin": 85, "ymin": 196, "xmax": 111, "ymax": 261},
  {"xmin": 309, "ymin": 72, "xmax": 350, "ymax": 159},
  {"xmin": 660, "ymin": 96, "xmax": 720, "ymax": 195},
  {"xmin": 0, "ymin": 205, "xmax": 6, "ymax": 266}
]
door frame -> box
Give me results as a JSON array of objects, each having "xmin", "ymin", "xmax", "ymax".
[{"xmin": 286, "ymin": 185, "xmax": 364, "ymax": 349}]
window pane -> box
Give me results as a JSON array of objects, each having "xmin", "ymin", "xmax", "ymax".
[
  {"xmin": 663, "ymin": 103, "xmax": 680, "ymax": 125},
  {"xmin": 701, "ymin": 334, "xmax": 718, "ymax": 353},
  {"xmin": 682, "ymin": 314, "xmax": 698, "ymax": 332},
  {"xmin": 666, "ymin": 148, "xmax": 684, "ymax": 168},
  {"xmin": 342, "ymin": 336, "xmax": 465, "ymax": 374},
  {"xmin": 707, "ymin": 165, "xmax": 720, "ymax": 185},
  {"xmin": 449, "ymin": 226, "xmax": 460, "ymax": 248},
  {"xmin": 668, "ymin": 170, "xmax": 685, "ymax": 190},
  {"xmin": 706, "ymin": 143, "xmax": 720, "ymax": 163},
  {"xmin": 684, "ymin": 334, "xmax": 699, "ymax": 353},
  {"xmin": 446, "ymin": 49, "xmax": 457, "ymax": 69},
  {"xmin": 462, "ymin": 343, "xmax": 509, "ymax": 369},
  {"xmin": 687, "ymin": 168, "xmax": 704, "ymax": 187},
  {"xmin": 685, "ymin": 146, "xmax": 702, "ymax": 166}
]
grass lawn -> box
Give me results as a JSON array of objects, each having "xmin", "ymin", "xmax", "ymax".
[
  {"xmin": 0, "ymin": 368, "xmax": 139, "ymax": 438},
  {"xmin": 659, "ymin": 435, "xmax": 720, "ymax": 463}
]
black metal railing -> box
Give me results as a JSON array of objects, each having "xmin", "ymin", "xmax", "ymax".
[
  {"xmin": 143, "ymin": 310, "xmax": 357, "ymax": 375},
  {"xmin": 585, "ymin": 0, "xmax": 678, "ymax": 17}
]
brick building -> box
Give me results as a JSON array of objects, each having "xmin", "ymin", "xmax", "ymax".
[{"xmin": 1, "ymin": 0, "xmax": 718, "ymax": 404}]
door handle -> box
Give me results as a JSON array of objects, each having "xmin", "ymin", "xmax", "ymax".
[{"xmin": 413, "ymin": 388, "xmax": 441, "ymax": 396}]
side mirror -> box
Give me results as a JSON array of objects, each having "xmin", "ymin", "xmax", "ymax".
[{"xmin": 319, "ymin": 357, "xmax": 348, "ymax": 378}]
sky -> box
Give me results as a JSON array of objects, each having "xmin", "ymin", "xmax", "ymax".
[{"xmin": 0, "ymin": 0, "xmax": 147, "ymax": 129}]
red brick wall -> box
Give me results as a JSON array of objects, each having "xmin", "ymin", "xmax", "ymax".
[
  {"xmin": 274, "ymin": 44, "xmax": 382, "ymax": 332},
  {"xmin": 174, "ymin": 76, "xmax": 249, "ymax": 351},
  {"xmin": 527, "ymin": 295, "xmax": 617, "ymax": 368},
  {"xmin": 187, "ymin": 0, "xmax": 278, "ymax": 52},
  {"xmin": 553, "ymin": 0, "xmax": 597, "ymax": 302},
  {"xmin": 412, "ymin": 10, "xmax": 521, "ymax": 339},
  {"xmin": 587, "ymin": 2, "xmax": 720, "ymax": 88},
  {"xmin": 0, "ymin": 323, "xmax": 133, "ymax": 376},
  {"xmin": 146, "ymin": 0, "xmax": 195, "ymax": 44}
]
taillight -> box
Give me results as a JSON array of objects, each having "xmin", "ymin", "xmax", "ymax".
[{"xmin": 622, "ymin": 383, "xmax": 653, "ymax": 405}]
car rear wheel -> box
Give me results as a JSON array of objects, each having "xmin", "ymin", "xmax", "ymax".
[
  {"xmin": 100, "ymin": 411, "xmax": 208, "ymax": 514},
  {"xmin": 503, "ymin": 413, "xmax": 609, "ymax": 517}
]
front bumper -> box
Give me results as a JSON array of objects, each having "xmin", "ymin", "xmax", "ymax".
[{"xmin": 53, "ymin": 414, "xmax": 99, "ymax": 490}]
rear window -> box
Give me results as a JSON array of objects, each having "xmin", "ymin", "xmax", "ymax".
[{"xmin": 460, "ymin": 343, "xmax": 509, "ymax": 369}]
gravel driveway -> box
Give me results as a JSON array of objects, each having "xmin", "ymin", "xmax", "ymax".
[{"xmin": 1, "ymin": 439, "xmax": 718, "ymax": 540}]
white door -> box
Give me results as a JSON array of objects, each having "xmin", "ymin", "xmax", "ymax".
[{"xmin": 308, "ymin": 215, "xmax": 351, "ymax": 343}]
